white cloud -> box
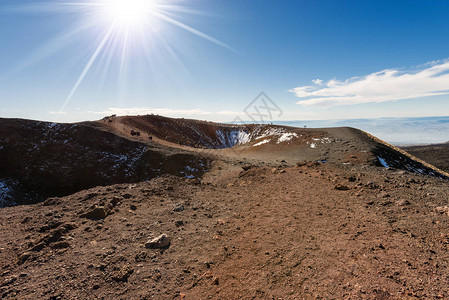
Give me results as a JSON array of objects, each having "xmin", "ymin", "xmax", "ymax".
[
  {"xmin": 312, "ymin": 79, "xmax": 323, "ymax": 85},
  {"xmin": 291, "ymin": 60, "xmax": 449, "ymax": 107}
]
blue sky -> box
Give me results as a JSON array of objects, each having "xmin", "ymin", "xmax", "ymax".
[{"xmin": 1, "ymin": 0, "xmax": 449, "ymax": 126}]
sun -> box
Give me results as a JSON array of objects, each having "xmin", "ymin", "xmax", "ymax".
[
  {"xmin": 18, "ymin": 0, "xmax": 233, "ymax": 115},
  {"xmin": 104, "ymin": 0, "xmax": 156, "ymax": 27}
]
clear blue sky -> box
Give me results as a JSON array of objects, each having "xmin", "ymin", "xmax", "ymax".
[{"xmin": 1, "ymin": 0, "xmax": 449, "ymax": 123}]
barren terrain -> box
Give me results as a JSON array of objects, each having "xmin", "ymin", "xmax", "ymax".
[
  {"xmin": 1, "ymin": 115, "xmax": 449, "ymax": 299},
  {"xmin": 402, "ymin": 142, "xmax": 449, "ymax": 173}
]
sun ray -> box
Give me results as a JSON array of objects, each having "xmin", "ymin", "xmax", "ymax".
[
  {"xmin": 120, "ymin": 26, "xmax": 130, "ymax": 76},
  {"xmin": 151, "ymin": 10, "xmax": 236, "ymax": 52},
  {"xmin": 6, "ymin": 0, "xmax": 235, "ymax": 114},
  {"xmin": 58, "ymin": 22, "xmax": 117, "ymax": 116}
]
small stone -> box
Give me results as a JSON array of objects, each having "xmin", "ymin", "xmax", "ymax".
[
  {"xmin": 173, "ymin": 204, "xmax": 185, "ymax": 212},
  {"xmin": 296, "ymin": 161, "xmax": 307, "ymax": 167},
  {"xmin": 130, "ymin": 205, "xmax": 137, "ymax": 211},
  {"xmin": 145, "ymin": 234, "xmax": 171, "ymax": 249},
  {"xmin": 51, "ymin": 241, "xmax": 70, "ymax": 249},
  {"xmin": 112, "ymin": 266, "xmax": 134, "ymax": 282},
  {"xmin": 109, "ymin": 196, "xmax": 122, "ymax": 207},
  {"xmin": 174, "ymin": 220, "xmax": 184, "ymax": 227},
  {"xmin": 335, "ymin": 184, "xmax": 350, "ymax": 191},
  {"xmin": 18, "ymin": 252, "xmax": 32, "ymax": 265},
  {"xmin": 348, "ymin": 176, "xmax": 357, "ymax": 182},
  {"xmin": 242, "ymin": 165, "xmax": 252, "ymax": 171},
  {"xmin": 212, "ymin": 277, "xmax": 219, "ymax": 285},
  {"xmin": 81, "ymin": 206, "xmax": 107, "ymax": 220}
]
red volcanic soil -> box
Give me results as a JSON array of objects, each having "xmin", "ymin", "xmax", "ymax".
[
  {"xmin": 1, "ymin": 115, "xmax": 449, "ymax": 299},
  {"xmin": 2, "ymin": 162, "xmax": 449, "ymax": 299}
]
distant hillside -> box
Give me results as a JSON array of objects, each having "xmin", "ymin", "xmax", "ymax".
[{"xmin": 401, "ymin": 142, "xmax": 449, "ymax": 173}]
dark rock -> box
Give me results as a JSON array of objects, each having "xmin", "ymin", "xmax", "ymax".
[
  {"xmin": 212, "ymin": 277, "xmax": 219, "ymax": 285},
  {"xmin": 335, "ymin": 184, "xmax": 350, "ymax": 191},
  {"xmin": 110, "ymin": 196, "xmax": 122, "ymax": 207},
  {"xmin": 296, "ymin": 161, "xmax": 307, "ymax": 167},
  {"xmin": 174, "ymin": 220, "xmax": 184, "ymax": 227},
  {"xmin": 348, "ymin": 176, "xmax": 357, "ymax": 182},
  {"xmin": 242, "ymin": 165, "xmax": 252, "ymax": 171},
  {"xmin": 51, "ymin": 241, "xmax": 70, "ymax": 249},
  {"xmin": 17, "ymin": 252, "xmax": 32, "ymax": 265},
  {"xmin": 130, "ymin": 205, "xmax": 137, "ymax": 211},
  {"xmin": 30, "ymin": 242, "xmax": 46, "ymax": 252},
  {"xmin": 81, "ymin": 206, "xmax": 107, "ymax": 220}
]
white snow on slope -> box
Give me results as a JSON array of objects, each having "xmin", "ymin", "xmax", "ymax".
[
  {"xmin": 215, "ymin": 129, "xmax": 251, "ymax": 148},
  {"xmin": 277, "ymin": 133, "xmax": 298, "ymax": 143},
  {"xmin": 253, "ymin": 139, "xmax": 271, "ymax": 147},
  {"xmin": 308, "ymin": 137, "xmax": 334, "ymax": 149}
]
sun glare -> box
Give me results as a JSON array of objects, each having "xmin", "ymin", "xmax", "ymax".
[
  {"xmin": 21, "ymin": 0, "xmax": 233, "ymax": 115},
  {"xmin": 104, "ymin": 0, "xmax": 155, "ymax": 26}
]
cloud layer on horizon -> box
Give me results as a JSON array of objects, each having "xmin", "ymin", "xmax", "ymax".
[
  {"xmin": 88, "ymin": 107, "xmax": 242, "ymax": 119},
  {"xmin": 291, "ymin": 60, "xmax": 449, "ymax": 108}
]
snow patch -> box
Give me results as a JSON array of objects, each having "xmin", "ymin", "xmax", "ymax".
[
  {"xmin": 215, "ymin": 129, "xmax": 251, "ymax": 148},
  {"xmin": 277, "ymin": 133, "xmax": 298, "ymax": 144},
  {"xmin": 377, "ymin": 156, "xmax": 390, "ymax": 168},
  {"xmin": 253, "ymin": 139, "xmax": 271, "ymax": 147}
]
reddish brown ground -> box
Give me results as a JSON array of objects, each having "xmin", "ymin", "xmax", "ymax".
[
  {"xmin": 1, "ymin": 159, "xmax": 449, "ymax": 299},
  {"xmin": 1, "ymin": 115, "xmax": 449, "ymax": 299}
]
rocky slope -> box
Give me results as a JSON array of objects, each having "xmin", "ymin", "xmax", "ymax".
[
  {"xmin": 0, "ymin": 118, "xmax": 209, "ymax": 206},
  {"xmin": 101, "ymin": 115, "xmax": 449, "ymax": 178},
  {"xmin": 401, "ymin": 142, "xmax": 449, "ymax": 173}
]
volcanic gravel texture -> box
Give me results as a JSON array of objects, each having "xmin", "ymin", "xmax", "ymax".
[{"xmin": 1, "ymin": 115, "xmax": 449, "ymax": 299}]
